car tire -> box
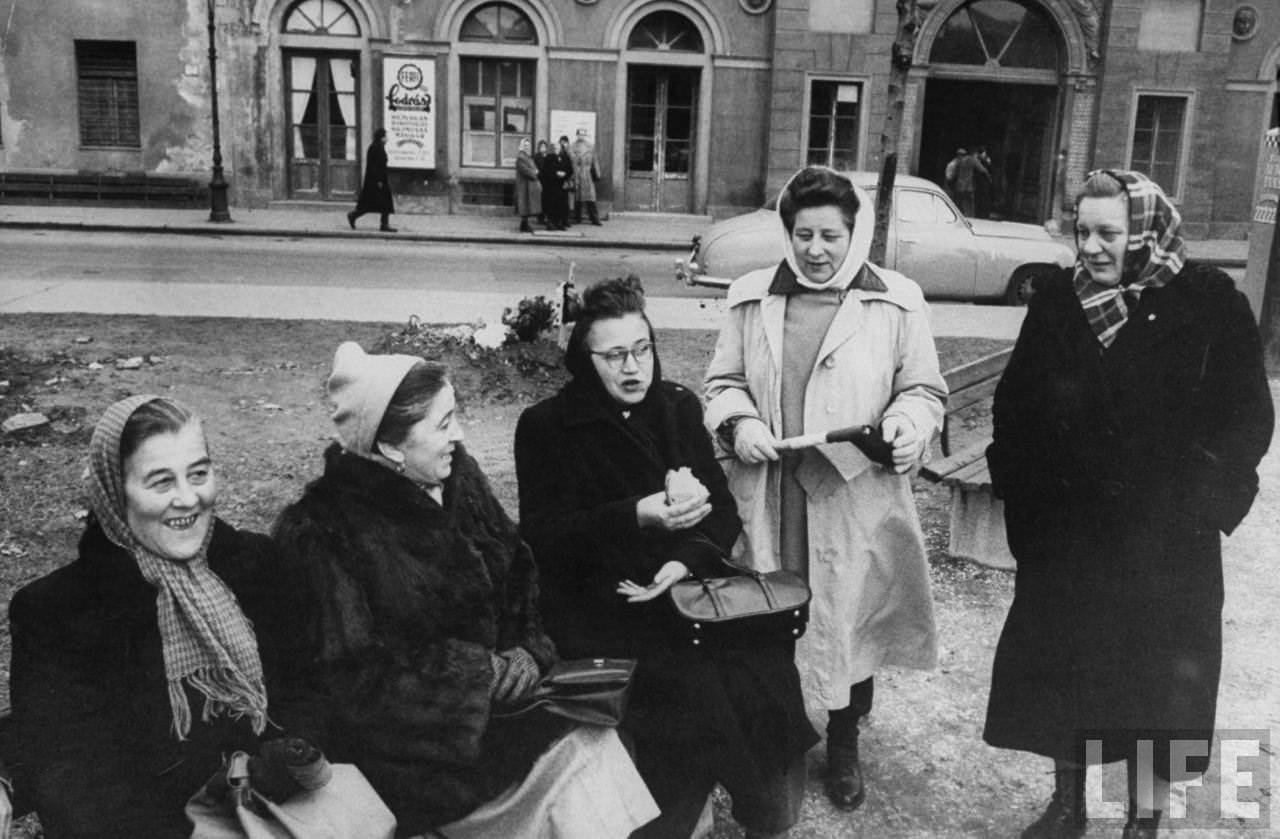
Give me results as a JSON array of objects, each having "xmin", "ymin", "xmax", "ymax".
[{"xmin": 1004, "ymin": 266, "xmax": 1046, "ymax": 306}]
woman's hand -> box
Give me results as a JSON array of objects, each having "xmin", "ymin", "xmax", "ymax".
[
  {"xmin": 880, "ymin": 416, "xmax": 924, "ymax": 474},
  {"xmin": 617, "ymin": 561, "xmax": 691, "ymax": 603},
  {"xmin": 491, "ymin": 647, "xmax": 541, "ymax": 705},
  {"xmin": 636, "ymin": 492, "xmax": 712, "ymax": 532},
  {"xmin": 733, "ymin": 417, "xmax": 779, "ymax": 464}
]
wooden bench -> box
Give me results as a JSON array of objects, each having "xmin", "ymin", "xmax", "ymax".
[
  {"xmin": 0, "ymin": 170, "xmax": 207, "ymax": 207},
  {"xmin": 920, "ymin": 346, "xmax": 1015, "ymax": 570}
]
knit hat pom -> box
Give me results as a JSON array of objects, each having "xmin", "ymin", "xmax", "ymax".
[{"xmin": 327, "ymin": 341, "xmax": 422, "ymax": 456}]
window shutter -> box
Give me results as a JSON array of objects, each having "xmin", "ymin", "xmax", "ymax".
[{"xmin": 76, "ymin": 41, "xmax": 141, "ymax": 148}]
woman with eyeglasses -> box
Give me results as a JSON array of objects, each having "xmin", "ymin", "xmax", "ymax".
[{"xmin": 515, "ymin": 277, "xmax": 818, "ymax": 839}]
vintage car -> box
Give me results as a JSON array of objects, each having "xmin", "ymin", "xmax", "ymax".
[{"xmin": 675, "ymin": 172, "xmax": 1075, "ymax": 304}]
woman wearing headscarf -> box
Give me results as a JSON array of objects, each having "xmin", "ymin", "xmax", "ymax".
[
  {"xmin": 271, "ymin": 342, "xmax": 656, "ymax": 839},
  {"xmin": 2, "ymin": 395, "xmax": 290, "ymax": 838},
  {"xmin": 984, "ymin": 170, "xmax": 1273, "ymax": 839},
  {"xmin": 514, "ymin": 137, "xmax": 542, "ymax": 234},
  {"xmin": 703, "ymin": 166, "xmax": 947, "ymax": 816},
  {"xmin": 515, "ymin": 277, "xmax": 818, "ymax": 839}
]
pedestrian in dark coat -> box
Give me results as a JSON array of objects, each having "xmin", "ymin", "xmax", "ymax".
[
  {"xmin": 984, "ymin": 170, "xmax": 1274, "ymax": 839},
  {"xmin": 538, "ymin": 136, "xmax": 572, "ymax": 230},
  {"xmin": 347, "ymin": 128, "xmax": 396, "ymax": 232},
  {"xmin": 271, "ymin": 343, "xmax": 656, "ymax": 838},
  {"xmin": 515, "ymin": 277, "xmax": 818, "ymax": 839},
  {"xmin": 1, "ymin": 396, "xmax": 297, "ymax": 839},
  {"xmin": 515, "ymin": 138, "xmax": 542, "ymax": 233}
]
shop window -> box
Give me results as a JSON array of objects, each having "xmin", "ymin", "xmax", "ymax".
[
  {"xmin": 1130, "ymin": 94, "xmax": 1188, "ymax": 195},
  {"xmin": 76, "ymin": 41, "xmax": 140, "ymax": 148},
  {"xmin": 283, "ymin": 0, "xmax": 360, "ymax": 35},
  {"xmin": 1137, "ymin": 0, "xmax": 1202, "ymax": 52},
  {"xmin": 930, "ymin": 0, "xmax": 1061, "ymax": 70},
  {"xmin": 627, "ymin": 11, "xmax": 703, "ymax": 52},
  {"xmin": 461, "ymin": 57, "xmax": 535, "ymax": 167},
  {"xmin": 806, "ymin": 80, "xmax": 862, "ymax": 170}
]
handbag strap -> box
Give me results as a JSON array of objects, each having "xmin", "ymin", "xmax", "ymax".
[{"xmin": 699, "ymin": 572, "xmax": 777, "ymax": 616}]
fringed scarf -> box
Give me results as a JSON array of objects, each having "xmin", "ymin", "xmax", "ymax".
[
  {"xmin": 1074, "ymin": 170, "xmax": 1187, "ymax": 347},
  {"xmin": 87, "ymin": 394, "xmax": 268, "ymax": 740}
]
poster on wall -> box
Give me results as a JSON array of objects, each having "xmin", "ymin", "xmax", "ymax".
[
  {"xmin": 549, "ymin": 110, "xmax": 597, "ymax": 145},
  {"xmin": 382, "ymin": 56, "xmax": 436, "ymax": 169}
]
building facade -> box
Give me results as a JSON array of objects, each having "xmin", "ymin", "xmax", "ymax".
[{"xmin": 0, "ymin": 0, "xmax": 1275, "ymax": 235}]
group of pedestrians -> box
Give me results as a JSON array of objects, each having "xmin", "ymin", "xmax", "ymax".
[
  {"xmin": 0, "ymin": 165, "xmax": 1270, "ymax": 839},
  {"xmin": 517, "ymin": 130, "xmax": 603, "ymax": 233}
]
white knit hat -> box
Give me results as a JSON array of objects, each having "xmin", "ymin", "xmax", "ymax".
[{"xmin": 327, "ymin": 341, "xmax": 422, "ymax": 456}]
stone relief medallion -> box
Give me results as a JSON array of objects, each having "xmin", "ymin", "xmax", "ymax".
[
  {"xmin": 739, "ymin": 0, "xmax": 772, "ymax": 16},
  {"xmin": 1233, "ymin": 4, "xmax": 1259, "ymax": 41}
]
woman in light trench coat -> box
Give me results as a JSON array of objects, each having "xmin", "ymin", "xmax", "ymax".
[{"xmin": 704, "ymin": 166, "xmax": 946, "ymax": 817}]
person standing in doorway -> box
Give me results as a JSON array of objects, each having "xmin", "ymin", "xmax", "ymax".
[
  {"xmin": 570, "ymin": 128, "xmax": 603, "ymax": 226},
  {"xmin": 347, "ymin": 128, "xmax": 396, "ymax": 232},
  {"xmin": 944, "ymin": 147, "xmax": 988, "ymax": 218}
]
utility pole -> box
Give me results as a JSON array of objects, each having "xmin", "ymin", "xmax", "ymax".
[
  {"xmin": 870, "ymin": 0, "xmax": 921, "ymax": 266},
  {"xmin": 207, "ymin": 0, "xmax": 231, "ymax": 222}
]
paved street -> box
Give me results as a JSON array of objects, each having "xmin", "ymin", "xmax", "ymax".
[{"xmin": 0, "ymin": 228, "xmax": 1031, "ymax": 337}]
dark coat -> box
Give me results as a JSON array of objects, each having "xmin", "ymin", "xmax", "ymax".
[
  {"xmin": 514, "ymin": 149, "xmax": 542, "ymax": 217},
  {"xmin": 3, "ymin": 519, "xmax": 288, "ymax": 839},
  {"xmin": 538, "ymin": 148, "xmax": 571, "ymax": 222},
  {"xmin": 271, "ymin": 444, "xmax": 565, "ymax": 836},
  {"xmin": 983, "ymin": 264, "xmax": 1273, "ymax": 770},
  {"xmin": 355, "ymin": 139, "xmax": 394, "ymax": 214},
  {"xmin": 515, "ymin": 378, "xmax": 818, "ymax": 798}
]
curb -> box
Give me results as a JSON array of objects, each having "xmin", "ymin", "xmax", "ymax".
[{"xmin": 0, "ymin": 219, "xmax": 693, "ymax": 251}]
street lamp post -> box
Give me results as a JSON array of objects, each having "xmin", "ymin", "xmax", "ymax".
[{"xmin": 206, "ymin": 0, "xmax": 231, "ymax": 222}]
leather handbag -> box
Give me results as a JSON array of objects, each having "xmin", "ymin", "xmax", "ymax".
[
  {"xmin": 493, "ymin": 657, "xmax": 637, "ymax": 728},
  {"xmin": 186, "ymin": 750, "xmax": 396, "ymax": 839},
  {"xmin": 668, "ymin": 557, "xmax": 811, "ymax": 648}
]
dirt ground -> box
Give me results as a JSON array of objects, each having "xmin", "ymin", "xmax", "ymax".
[{"xmin": 1, "ymin": 312, "xmax": 1275, "ymax": 838}]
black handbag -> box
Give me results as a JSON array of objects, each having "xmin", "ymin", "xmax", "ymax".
[
  {"xmin": 668, "ymin": 556, "xmax": 811, "ymax": 648},
  {"xmin": 493, "ymin": 658, "xmax": 637, "ymax": 727}
]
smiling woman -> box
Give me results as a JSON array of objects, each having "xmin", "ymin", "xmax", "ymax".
[{"xmin": 1, "ymin": 395, "xmax": 294, "ymax": 839}]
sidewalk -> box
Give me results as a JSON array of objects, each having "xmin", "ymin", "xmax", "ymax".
[
  {"xmin": 0, "ymin": 202, "xmax": 1252, "ymax": 266},
  {"xmin": 0, "ymin": 203, "xmax": 707, "ymax": 251}
]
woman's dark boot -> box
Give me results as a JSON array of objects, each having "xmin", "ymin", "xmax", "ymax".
[
  {"xmin": 824, "ymin": 681, "xmax": 872, "ymax": 811},
  {"xmin": 1020, "ymin": 765, "xmax": 1086, "ymax": 838},
  {"xmin": 519, "ymin": 216, "xmax": 533, "ymax": 233},
  {"xmin": 1121, "ymin": 799, "xmax": 1162, "ymax": 838}
]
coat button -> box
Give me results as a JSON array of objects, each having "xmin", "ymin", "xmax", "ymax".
[
  {"xmin": 823, "ymin": 357, "xmax": 836, "ymax": 368},
  {"xmin": 826, "ymin": 404, "xmax": 835, "ymax": 413}
]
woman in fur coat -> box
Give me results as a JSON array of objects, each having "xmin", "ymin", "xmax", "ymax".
[{"xmin": 272, "ymin": 342, "xmax": 656, "ymax": 839}]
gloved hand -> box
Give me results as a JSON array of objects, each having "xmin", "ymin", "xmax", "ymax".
[
  {"xmin": 249, "ymin": 737, "xmax": 331, "ymax": 802},
  {"xmin": 490, "ymin": 647, "xmax": 541, "ymax": 705}
]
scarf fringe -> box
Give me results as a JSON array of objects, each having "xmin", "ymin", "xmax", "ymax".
[{"xmin": 169, "ymin": 667, "xmax": 269, "ymax": 740}]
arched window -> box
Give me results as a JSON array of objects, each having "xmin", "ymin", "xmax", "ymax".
[
  {"xmin": 460, "ymin": 3, "xmax": 537, "ymax": 44},
  {"xmin": 930, "ymin": 0, "xmax": 1060, "ymax": 70},
  {"xmin": 282, "ymin": 0, "xmax": 360, "ymax": 35},
  {"xmin": 627, "ymin": 11, "xmax": 703, "ymax": 52},
  {"xmin": 458, "ymin": 3, "xmax": 538, "ymax": 168}
]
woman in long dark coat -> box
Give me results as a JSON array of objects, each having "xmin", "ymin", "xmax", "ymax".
[
  {"xmin": 1, "ymin": 396, "xmax": 297, "ymax": 838},
  {"xmin": 984, "ymin": 170, "xmax": 1273, "ymax": 839},
  {"xmin": 514, "ymin": 138, "xmax": 542, "ymax": 233},
  {"xmin": 515, "ymin": 277, "xmax": 818, "ymax": 839},
  {"xmin": 347, "ymin": 128, "xmax": 396, "ymax": 232}
]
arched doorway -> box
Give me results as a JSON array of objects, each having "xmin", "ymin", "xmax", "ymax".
[
  {"xmin": 622, "ymin": 10, "xmax": 703, "ymax": 212},
  {"xmin": 280, "ymin": 0, "xmax": 363, "ymax": 199},
  {"xmin": 919, "ymin": 0, "xmax": 1065, "ymax": 222}
]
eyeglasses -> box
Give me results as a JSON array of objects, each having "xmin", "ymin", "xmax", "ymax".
[{"xmin": 589, "ymin": 340, "xmax": 654, "ymax": 369}]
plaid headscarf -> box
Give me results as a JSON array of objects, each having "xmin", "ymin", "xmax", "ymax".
[
  {"xmin": 1074, "ymin": 170, "xmax": 1187, "ymax": 347},
  {"xmin": 87, "ymin": 395, "xmax": 268, "ymax": 740}
]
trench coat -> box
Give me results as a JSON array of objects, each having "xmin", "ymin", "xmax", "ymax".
[
  {"xmin": 3, "ymin": 519, "xmax": 295, "ymax": 839},
  {"xmin": 514, "ymin": 149, "xmax": 542, "ymax": 217},
  {"xmin": 569, "ymin": 139, "xmax": 601, "ymax": 203},
  {"xmin": 983, "ymin": 264, "xmax": 1273, "ymax": 769},
  {"xmin": 704, "ymin": 263, "xmax": 946, "ymax": 710}
]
